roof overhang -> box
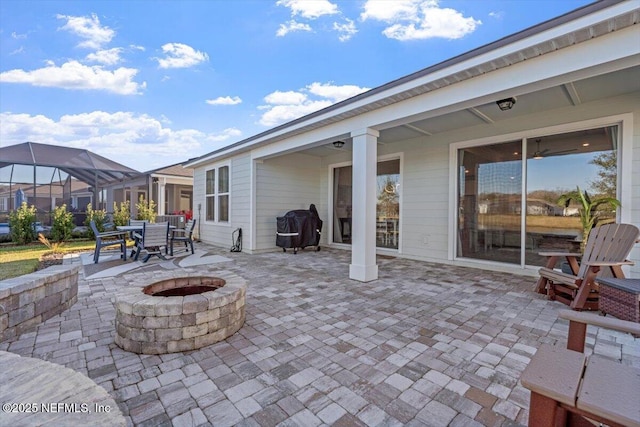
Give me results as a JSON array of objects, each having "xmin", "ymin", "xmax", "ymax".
[{"xmin": 185, "ymin": 0, "xmax": 639, "ymax": 168}]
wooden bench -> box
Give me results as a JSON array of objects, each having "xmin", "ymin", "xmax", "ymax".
[{"xmin": 521, "ymin": 310, "xmax": 640, "ymax": 427}]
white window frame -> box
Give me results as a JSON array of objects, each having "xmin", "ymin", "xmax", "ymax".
[
  {"xmin": 205, "ymin": 163, "xmax": 231, "ymax": 224},
  {"xmin": 448, "ymin": 113, "xmax": 633, "ymax": 268}
]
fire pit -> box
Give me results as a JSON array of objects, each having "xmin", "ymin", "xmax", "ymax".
[{"xmin": 114, "ymin": 272, "xmax": 246, "ymax": 354}]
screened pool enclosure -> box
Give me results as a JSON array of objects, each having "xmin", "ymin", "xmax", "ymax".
[{"xmin": 0, "ymin": 142, "xmax": 139, "ymax": 226}]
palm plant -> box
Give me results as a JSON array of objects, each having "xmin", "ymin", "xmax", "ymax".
[{"xmin": 557, "ymin": 186, "xmax": 620, "ymax": 252}]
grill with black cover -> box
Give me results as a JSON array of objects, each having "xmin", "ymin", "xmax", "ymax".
[{"xmin": 276, "ymin": 204, "xmax": 322, "ymax": 254}]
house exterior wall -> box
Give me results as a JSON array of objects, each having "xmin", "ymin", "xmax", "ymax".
[
  {"xmin": 254, "ymin": 153, "xmax": 323, "ymax": 251},
  {"xmin": 374, "ymin": 92, "xmax": 640, "ymax": 274},
  {"xmin": 186, "ymin": 3, "xmax": 638, "ymax": 281},
  {"xmin": 193, "ymin": 153, "xmax": 251, "ymax": 249},
  {"xmin": 191, "ymin": 91, "xmax": 639, "ymax": 276}
]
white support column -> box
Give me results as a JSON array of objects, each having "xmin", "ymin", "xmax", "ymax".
[
  {"xmin": 158, "ymin": 178, "xmax": 166, "ymax": 216},
  {"xmin": 349, "ymin": 128, "xmax": 379, "ymax": 282}
]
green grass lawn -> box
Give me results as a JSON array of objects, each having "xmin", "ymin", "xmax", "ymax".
[{"xmin": 0, "ymin": 240, "xmax": 97, "ymax": 281}]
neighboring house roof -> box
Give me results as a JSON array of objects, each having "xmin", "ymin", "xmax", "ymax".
[
  {"xmin": 145, "ymin": 163, "xmax": 193, "ymax": 178},
  {"xmin": 0, "ymin": 142, "xmax": 140, "ymax": 187},
  {"xmin": 185, "ymin": 0, "xmax": 636, "ymax": 168}
]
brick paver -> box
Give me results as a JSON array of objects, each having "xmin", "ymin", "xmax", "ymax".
[{"xmin": 1, "ymin": 245, "xmax": 639, "ymax": 426}]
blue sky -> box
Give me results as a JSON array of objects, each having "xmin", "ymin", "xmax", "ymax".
[{"xmin": 1, "ymin": 0, "xmax": 594, "ymax": 172}]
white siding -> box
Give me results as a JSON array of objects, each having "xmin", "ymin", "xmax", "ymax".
[
  {"xmin": 369, "ymin": 91, "xmax": 640, "ymax": 274},
  {"xmin": 399, "ymin": 139, "xmax": 450, "ymax": 260},
  {"xmin": 255, "ymin": 153, "xmax": 322, "ymax": 250},
  {"xmin": 191, "ymin": 90, "xmax": 640, "ymax": 276},
  {"xmin": 193, "ymin": 154, "xmax": 251, "ymax": 249}
]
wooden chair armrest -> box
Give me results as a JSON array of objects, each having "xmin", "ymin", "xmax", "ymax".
[
  {"xmin": 559, "ymin": 309, "xmax": 640, "ymax": 352},
  {"xmin": 537, "ymin": 251, "xmax": 581, "ymax": 258},
  {"xmin": 583, "ymin": 260, "xmax": 635, "ymax": 267}
]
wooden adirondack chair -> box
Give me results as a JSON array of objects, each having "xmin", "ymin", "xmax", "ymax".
[{"xmin": 535, "ymin": 223, "xmax": 639, "ymax": 310}]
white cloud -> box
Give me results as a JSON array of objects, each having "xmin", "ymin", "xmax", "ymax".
[
  {"xmin": 206, "ymin": 96, "xmax": 242, "ymax": 106},
  {"xmin": 276, "ymin": 20, "xmax": 312, "ymax": 37},
  {"xmin": 11, "ymin": 31, "xmax": 28, "ymax": 39},
  {"xmin": 489, "ymin": 11, "xmax": 505, "ymax": 20},
  {"xmin": 10, "ymin": 47, "xmax": 25, "ymax": 55},
  {"xmin": 361, "ymin": 0, "xmax": 480, "ymax": 41},
  {"xmin": 260, "ymin": 102, "xmax": 333, "ymax": 126},
  {"xmin": 57, "ymin": 13, "xmax": 115, "ymax": 49},
  {"xmin": 208, "ymin": 128, "xmax": 242, "ymax": 141},
  {"xmin": 276, "ymin": 0, "xmax": 339, "ymax": 19},
  {"xmin": 258, "ymin": 82, "xmax": 369, "ymax": 127},
  {"xmin": 361, "ymin": 0, "xmax": 423, "ymax": 22},
  {"xmin": 86, "ymin": 48, "xmax": 123, "ymax": 65},
  {"xmin": 333, "ymin": 19, "xmax": 357, "ymax": 42},
  {"xmin": 307, "ymin": 82, "xmax": 368, "ymax": 101},
  {"xmin": 0, "ymin": 60, "xmax": 145, "ymax": 95},
  {"xmin": 264, "ymin": 90, "xmax": 307, "ymax": 105},
  {"xmin": 156, "ymin": 43, "xmax": 209, "ymax": 69},
  {"xmin": 0, "ymin": 111, "xmax": 242, "ymax": 170}
]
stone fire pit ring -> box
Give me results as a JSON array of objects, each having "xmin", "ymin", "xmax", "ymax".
[{"xmin": 114, "ymin": 272, "xmax": 246, "ymax": 354}]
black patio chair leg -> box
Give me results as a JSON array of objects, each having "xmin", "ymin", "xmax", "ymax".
[
  {"xmin": 189, "ymin": 240, "xmax": 194, "ymax": 254},
  {"xmin": 94, "ymin": 239, "xmax": 101, "ymax": 263}
]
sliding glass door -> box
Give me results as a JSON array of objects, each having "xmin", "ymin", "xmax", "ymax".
[
  {"xmin": 457, "ymin": 125, "xmax": 618, "ymax": 266},
  {"xmin": 332, "ymin": 159, "xmax": 400, "ymax": 249},
  {"xmin": 458, "ymin": 141, "xmax": 523, "ymax": 263},
  {"xmin": 524, "ymin": 126, "xmax": 618, "ymax": 266}
]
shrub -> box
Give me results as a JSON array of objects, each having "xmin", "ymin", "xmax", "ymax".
[
  {"xmin": 136, "ymin": 196, "xmax": 157, "ymax": 223},
  {"xmin": 85, "ymin": 203, "xmax": 108, "ymax": 239},
  {"xmin": 9, "ymin": 202, "xmax": 37, "ymax": 244},
  {"xmin": 112, "ymin": 201, "xmax": 131, "ymax": 227},
  {"xmin": 50, "ymin": 204, "xmax": 74, "ymax": 242}
]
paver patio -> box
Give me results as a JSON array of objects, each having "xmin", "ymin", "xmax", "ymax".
[{"xmin": 1, "ymin": 245, "xmax": 638, "ymax": 426}]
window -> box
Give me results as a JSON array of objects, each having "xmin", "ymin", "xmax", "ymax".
[{"xmin": 206, "ymin": 165, "xmax": 230, "ymax": 222}]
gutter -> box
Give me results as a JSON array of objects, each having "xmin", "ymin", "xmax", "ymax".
[{"xmin": 185, "ymin": 0, "xmax": 632, "ymax": 168}]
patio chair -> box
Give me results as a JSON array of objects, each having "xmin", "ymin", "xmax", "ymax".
[
  {"xmin": 536, "ymin": 223, "xmax": 639, "ymax": 311},
  {"xmin": 90, "ymin": 220, "xmax": 128, "ymax": 264},
  {"xmin": 521, "ymin": 309, "xmax": 640, "ymax": 427},
  {"xmin": 133, "ymin": 222, "xmax": 170, "ymax": 263},
  {"xmin": 169, "ymin": 219, "xmax": 196, "ymax": 256}
]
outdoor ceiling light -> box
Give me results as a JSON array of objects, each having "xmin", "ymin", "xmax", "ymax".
[
  {"xmin": 333, "ymin": 140, "xmax": 345, "ymax": 148},
  {"xmin": 496, "ymin": 97, "xmax": 517, "ymax": 111}
]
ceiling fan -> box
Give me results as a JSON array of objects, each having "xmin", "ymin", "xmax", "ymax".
[{"xmin": 531, "ymin": 139, "xmax": 577, "ymax": 160}]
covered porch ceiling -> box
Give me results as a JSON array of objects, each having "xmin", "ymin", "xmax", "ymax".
[{"xmin": 299, "ymin": 65, "xmax": 640, "ymax": 158}]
